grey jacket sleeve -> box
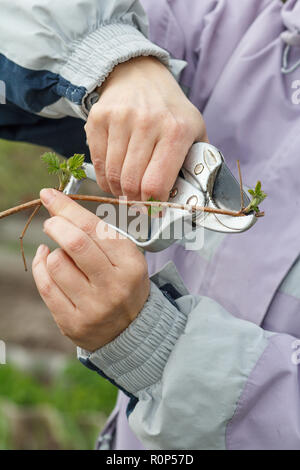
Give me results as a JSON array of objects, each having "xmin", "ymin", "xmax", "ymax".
[
  {"xmin": 0, "ymin": 0, "xmax": 183, "ymax": 120},
  {"xmin": 78, "ymin": 262, "xmax": 300, "ymax": 450}
]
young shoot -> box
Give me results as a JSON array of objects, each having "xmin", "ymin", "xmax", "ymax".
[
  {"xmin": 244, "ymin": 181, "xmax": 267, "ymax": 214},
  {"xmin": 147, "ymin": 196, "xmax": 163, "ymax": 217},
  {"xmin": 41, "ymin": 152, "xmax": 87, "ymax": 191}
]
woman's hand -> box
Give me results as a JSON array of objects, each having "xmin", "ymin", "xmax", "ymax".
[
  {"xmin": 32, "ymin": 188, "xmax": 150, "ymax": 352},
  {"xmin": 85, "ymin": 56, "xmax": 208, "ymax": 202}
]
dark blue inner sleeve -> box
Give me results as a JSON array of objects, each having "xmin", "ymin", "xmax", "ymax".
[{"xmin": 0, "ymin": 103, "xmax": 90, "ymax": 160}]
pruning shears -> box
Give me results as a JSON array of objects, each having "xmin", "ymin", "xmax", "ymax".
[{"xmin": 64, "ymin": 143, "xmax": 256, "ymax": 252}]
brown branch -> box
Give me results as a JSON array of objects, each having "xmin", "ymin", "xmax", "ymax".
[
  {"xmin": 0, "ymin": 199, "xmax": 42, "ymax": 219},
  {"xmin": 0, "ymin": 194, "xmax": 249, "ymax": 220},
  {"xmin": 237, "ymin": 160, "xmax": 245, "ymax": 211},
  {"xmin": 19, "ymin": 203, "xmax": 42, "ymax": 272},
  {"xmin": 1, "ymin": 192, "xmax": 264, "ymax": 272}
]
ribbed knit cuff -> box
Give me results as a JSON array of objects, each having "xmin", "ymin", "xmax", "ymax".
[
  {"xmin": 60, "ymin": 22, "xmax": 170, "ymax": 107},
  {"xmin": 85, "ymin": 279, "xmax": 188, "ymax": 395}
]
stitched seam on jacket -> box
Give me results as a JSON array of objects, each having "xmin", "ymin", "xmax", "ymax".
[{"xmin": 225, "ymin": 333, "xmax": 278, "ymax": 450}]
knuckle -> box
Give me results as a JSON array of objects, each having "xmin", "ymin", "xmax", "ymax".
[
  {"xmin": 99, "ymin": 106, "xmax": 112, "ymax": 121},
  {"xmin": 106, "ymin": 167, "xmax": 121, "ymax": 187},
  {"xmin": 154, "ymin": 109, "xmax": 168, "ymax": 122},
  {"xmin": 98, "ymin": 177, "xmax": 110, "ymax": 193},
  {"xmin": 66, "ymin": 234, "xmax": 87, "ymax": 254},
  {"xmin": 39, "ymin": 281, "xmax": 53, "ymax": 298},
  {"xmin": 47, "ymin": 249, "xmax": 64, "ymax": 273},
  {"xmin": 92, "ymin": 158, "xmax": 105, "ymax": 174},
  {"xmin": 88, "ymin": 106, "xmax": 105, "ymax": 124},
  {"xmin": 121, "ymin": 175, "xmax": 140, "ymax": 197},
  {"xmin": 141, "ymin": 177, "xmax": 162, "ymax": 199},
  {"xmin": 167, "ymin": 118, "xmax": 186, "ymax": 141},
  {"xmin": 111, "ymin": 106, "xmax": 129, "ymax": 124},
  {"xmin": 80, "ymin": 219, "xmax": 97, "ymax": 237},
  {"xmin": 136, "ymin": 112, "xmax": 152, "ymax": 132}
]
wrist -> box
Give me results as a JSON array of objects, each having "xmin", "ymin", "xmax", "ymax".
[
  {"xmin": 87, "ymin": 57, "xmax": 165, "ymax": 112},
  {"xmin": 82, "ymin": 278, "xmax": 150, "ymax": 353},
  {"xmin": 96, "ymin": 56, "xmax": 167, "ymax": 94},
  {"xmin": 81, "ymin": 281, "xmax": 188, "ymax": 395}
]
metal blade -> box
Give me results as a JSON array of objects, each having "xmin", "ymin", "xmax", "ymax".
[{"xmin": 212, "ymin": 162, "xmax": 251, "ymax": 212}]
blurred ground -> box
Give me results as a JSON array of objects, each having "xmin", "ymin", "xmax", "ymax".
[
  {"xmin": 0, "ymin": 215, "xmax": 74, "ymax": 353},
  {"xmin": 0, "ymin": 140, "xmax": 117, "ymax": 449}
]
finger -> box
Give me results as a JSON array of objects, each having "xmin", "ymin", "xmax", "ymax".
[
  {"xmin": 32, "ymin": 245, "xmax": 76, "ymax": 333},
  {"xmin": 141, "ymin": 137, "xmax": 192, "ymax": 202},
  {"xmin": 41, "ymin": 188, "xmax": 101, "ymax": 239},
  {"xmin": 202, "ymin": 133, "xmax": 210, "ymax": 144},
  {"xmin": 40, "ymin": 189, "xmax": 136, "ymax": 266},
  {"xmin": 120, "ymin": 128, "xmax": 156, "ymax": 200},
  {"xmin": 43, "ymin": 215, "xmax": 113, "ymax": 280},
  {"xmin": 105, "ymin": 122, "xmax": 130, "ymax": 196},
  {"xmin": 95, "ymin": 219, "xmax": 141, "ymax": 266},
  {"xmin": 46, "ymin": 248, "xmax": 90, "ymax": 307},
  {"xmin": 85, "ymin": 123, "xmax": 110, "ymax": 193}
]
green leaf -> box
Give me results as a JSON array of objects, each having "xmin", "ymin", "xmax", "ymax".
[
  {"xmin": 244, "ymin": 181, "xmax": 267, "ymax": 214},
  {"xmin": 68, "ymin": 154, "xmax": 85, "ymax": 172},
  {"xmin": 71, "ymin": 168, "xmax": 87, "ymax": 180},
  {"xmin": 255, "ymin": 181, "xmax": 261, "ymax": 192},
  {"xmin": 41, "ymin": 152, "xmax": 61, "ymax": 175},
  {"xmin": 147, "ymin": 196, "xmax": 163, "ymax": 217},
  {"xmin": 41, "ymin": 152, "xmax": 81, "ymax": 190}
]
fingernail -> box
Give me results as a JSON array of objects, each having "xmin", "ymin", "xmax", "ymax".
[
  {"xmin": 40, "ymin": 188, "xmax": 57, "ymax": 206},
  {"xmin": 43, "ymin": 218, "xmax": 51, "ymax": 231},
  {"xmin": 36, "ymin": 244, "xmax": 47, "ymax": 257}
]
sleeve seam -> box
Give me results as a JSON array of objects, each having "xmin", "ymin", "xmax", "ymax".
[{"xmin": 225, "ymin": 333, "xmax": 277, "ymax": 449}]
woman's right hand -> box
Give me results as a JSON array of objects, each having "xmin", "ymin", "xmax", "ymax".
[{"xmin": 85, "ymin": 56, "xmax": 208, "ymax": 202}]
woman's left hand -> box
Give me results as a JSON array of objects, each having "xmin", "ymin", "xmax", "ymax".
[{"xmin": 32, "ymin": 188, "xmax": 150, "ymax": 352}]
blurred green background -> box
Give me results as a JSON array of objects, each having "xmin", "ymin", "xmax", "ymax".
[{"xmin": 0, "ymin": 139, "xmax": 117, "ymax": 450}]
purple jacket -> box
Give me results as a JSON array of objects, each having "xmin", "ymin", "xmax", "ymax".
[
  {"xmin": 1, "ymin": 0, "xmax": 300, "ymax": 451},
  {"xmin": 91, "ymin": 0, "xmax": 300, "ymax": 450}
]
